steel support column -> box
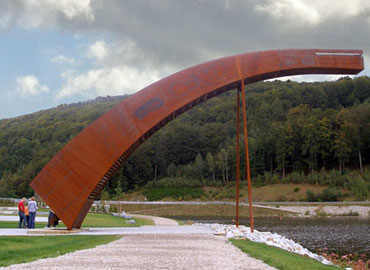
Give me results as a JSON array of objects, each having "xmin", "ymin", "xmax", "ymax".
[
  {"xmin": 235, "ymin": 89, "xmax": 240, "ymax": 228},
  {"xmin": 241, "ymin": 80, "xmax": 254, "ymax": 233}
]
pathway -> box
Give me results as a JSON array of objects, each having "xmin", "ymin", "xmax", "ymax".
[
  {"xmin": 0, "ymin": 233, "xmax": 276, "ymax": 270},
  {"xmin": 131, "ymin": 214, "xmax": 179, "ymax": 226},
  {"xmin": 0, "ymin": 213, "xmax": 276, "ymax": 269}
]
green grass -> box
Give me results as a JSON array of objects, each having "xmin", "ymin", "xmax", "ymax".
[
  {"xmin": 230, "ymin": 239, "xmax": 341, "ymax": 270},
  {"xmin": 81, "ymin": 213, "xmax": 154, "ymax": 227},
  {"xmin": 0, "ymin": 235, "xmax": 120, "ymax": 267},
  {"xmin": 0, "ymin": 221, "xmax": 48, "ymax": 228},
  {"xmin": 0, "ymin": 213, "xmax": 154, "ymax": 228}
]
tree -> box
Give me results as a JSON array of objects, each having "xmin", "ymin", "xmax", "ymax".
[
  {"xmin": 206, "ymin": 152, "xmax": 215, "ymax": 181},
  {"xmin": 167, "ymin": 163, "xmax": 177, "ymax": 178},
  {"xmin": 195, "ymin": 153, "xmax": 204, "ymax": 180},
  {"xmin": 274, "ymin": 123, "xmax": 293, "ymax": 178}
]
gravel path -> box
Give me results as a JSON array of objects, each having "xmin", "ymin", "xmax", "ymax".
[
  {"xmin": 131, "ymin": 214, "xmax": 179, "ymax": 226},
  {"xmin": 0, "ymin": 234, "xmax": 276, "ymax": 270}
]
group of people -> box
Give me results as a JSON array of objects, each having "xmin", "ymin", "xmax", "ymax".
[{"xmin": 18, "ymin": 197, "xmax": 38, "ymax": 229}]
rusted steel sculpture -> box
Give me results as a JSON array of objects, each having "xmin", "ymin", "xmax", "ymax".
[{"xmin": 30, "ymin": 49, "xmax": 364, "ymax": 230}]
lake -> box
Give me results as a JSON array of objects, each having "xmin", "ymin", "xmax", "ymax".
[{"xmin": 177, "ymin": 216, "xmax": 370, "ymax": 258}]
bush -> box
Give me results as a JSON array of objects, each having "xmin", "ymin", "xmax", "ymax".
[
  {"xmin": 306, "ymin": 188, "xmax": 343, "ymax": 202},
  {"xmin": 307, "ymin": 171, "xmax": 320, "ymax": 185},
  {"xmin": 293, "ymin": 187, "xmax": 300, "ymax": 192},
  {"xmin": 306, "ymin": 190, "xmax": 317, "ymax": 202},
  {"xmin": 146, "ymin": 177, "xmax": 203, "ymax": 188},
  {"xmin": 347, "ymin": 176, "xmax": 369, "ymax": 200},
  {"xmin": 285, "ymin": 171, "xmax": 304, "ymax": 184},
  {"xmin": 143, "ymin": 187, "xmax": 204, "ymax": 201},
  {"xmin": 320, "ymin": 188, "xmax": 343, "ymax": 202}
]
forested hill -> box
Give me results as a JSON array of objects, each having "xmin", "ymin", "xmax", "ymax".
[{"xmin": 1, "ymin": 77, "xmax": 370, "ymax": 199}]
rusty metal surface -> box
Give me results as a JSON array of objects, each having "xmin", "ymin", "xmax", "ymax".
[
  {"xmin": 241, "ymin": 80, "xmax": 254, "ymax": 232},
  {"xmin": 235, "ymin": 89, "xmax": 240, "ymax": 228},
  {"xmin": 30, "ymin": 49, "xmax": 364, "ymax": 229}
]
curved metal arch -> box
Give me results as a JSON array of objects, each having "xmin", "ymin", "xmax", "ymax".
[{"xmin": 30, "ymin": 49, "xmax": 364, "ymax": 229}]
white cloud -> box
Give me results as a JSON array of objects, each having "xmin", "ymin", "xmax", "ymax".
[
  {"xmin": 0, "ymin": 12, "xmax": 10, "ymax": 30},
  {"xmin": 16, "ymin": 75, "xmax": 49, "ymax": 97},
  {"xmin": 2, "ymin": 0, "xmax": 94, "ymax": 29},
  {"xmin": 269, "ymin": 74, "xmax": 353, "ymax": 83},
  {"xmin": 54, "ymin": 0, "xmax": 94, "ymax": 20},
  {"xmin": 87, "ymin": 40, "xmax": 109, "ymax": 61},
  {"xmin": 255, "ymin": 0, "xmax": 322, "ymax": 26},
  {"xmin": 255, "ymin": 0, "xmax": 370, "ymax": 26},
  {"xmin": 56, "ymin": 66, "xmax": 160, "ymax": 100},
  {"xmin": 50, "ymin": 54, "xmax": 75, "ymax": 65}
]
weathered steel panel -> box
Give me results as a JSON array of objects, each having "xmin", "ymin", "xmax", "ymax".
[{"xmin": 30, "ymin": 49, "xmax": 364, "ymax": 229}]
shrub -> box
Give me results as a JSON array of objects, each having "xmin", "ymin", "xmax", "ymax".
[
  {"xmin": 146, "ymin": 177, "xmax": 203, "ymax": 188},
  {"xmin": 306, "ymin": 190, "xmax": 317, "ymax": 202},
  {"xmin": 285, "ymin": 171, "xmax": 304, "ymax": 183},
  {"xmin": 307, "ymin": 171, "xmax": 320, "ymax": 185},
  {"xmin": 293, "ymin": 187, "xmax": 300, "ymax": 192},
  {"xmin": 320, "ymin": 188, "xmax": 343, "ymax": 202},
  {"xmin": 306, "ymin": 188, "xmax": 343, "ymax": 202},
  {"xmin": 316, "ymin": 210, "xmax": 331, "ymax": 216},
  {"xmin": 143, "ymin": 187, "xmax": 204, "ymax": 201},
  {"xmin": 347, "ymin": 176, "xmax": 369, "ymax": 200}
]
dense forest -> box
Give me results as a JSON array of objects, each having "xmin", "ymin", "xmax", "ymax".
[{"xmin": 0, "ymin": 77, "xmax": 370, "ymax": 199}]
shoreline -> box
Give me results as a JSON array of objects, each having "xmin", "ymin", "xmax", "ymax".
[{"xmin": 265, "ymin": 204, "xmax": 370, "ymax": 217}]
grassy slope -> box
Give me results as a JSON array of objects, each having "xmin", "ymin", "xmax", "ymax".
[
  {"xmin": 121, "ymin": 183, "xmax": 351, "ymax": 202},
  {"xmin": 231, "ymin": 239, "xmax": 341, "ymax": 270},
  {"xmin": 0, "ymin": 235, "xmax": 120, "ymax": 267}
]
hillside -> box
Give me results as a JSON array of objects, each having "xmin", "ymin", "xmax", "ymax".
[{"xmin": 0, "ymin": 77, "xmax": 370, "ymax": 200}]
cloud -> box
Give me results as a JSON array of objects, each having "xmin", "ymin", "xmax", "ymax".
[
  {"xmin": 0, "ymin": 0, "xmax": 94, "ymax": 29},
  {"xmin": 271, "ymin": 74, "xmax": 353, "ymax": 83},
  {"xmin": 3, "ymin": 1, "xmax": 370, "ymax": 69},
  {"xmin": 56, "ymin": 65, "xmax": 160, "ymax": 100},
  {"xmin": 255, "ymin": 0, "xmax": 322, "ymax": 26},
  {"xmin": 3, "ymin": 0, "xmax": 370, "ymax": 98},
  {"xmin": 0, "ymin": 10, "xmax": 10, "ymax": 30},
  {"xmin": 87, "ymin": 40, "xmax": 109, "ymax": 61},
  {"xmin": 50, "ymin": 54, "xmax": 75, "ymax": 65},
  {"xmin": 255, "ymin": 0, "xmax": 370, "ymax": 27},
  {"xmin": 16, "ymin": 75, "xmax": 49, "ymax": 97}
]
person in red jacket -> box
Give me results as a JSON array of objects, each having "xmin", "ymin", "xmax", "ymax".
[{"xmin": 18, "ymin": 197, "xmax": 26, "ymax": 228}]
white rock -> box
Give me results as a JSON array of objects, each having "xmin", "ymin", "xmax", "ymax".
[{"xmin": 203, "ymin": 223, "xmax": 335, "ymax": 267}]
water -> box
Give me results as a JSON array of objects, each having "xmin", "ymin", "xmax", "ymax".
[{"xmin": 177, "ymin": 216, "xmax": 370, "ymax": 257}]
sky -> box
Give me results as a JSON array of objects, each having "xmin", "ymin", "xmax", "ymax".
[{"xmin": 0, "ymin": 0, "xmax": 369, "ymax": 119}]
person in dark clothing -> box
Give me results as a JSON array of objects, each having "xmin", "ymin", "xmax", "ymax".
[
  {"xmin": 27, "ymin": 196, "xmax": 38, "ymax": 229},
  {"xmin": 47, "ymin": 210, "xmax": 59, "ymax": 228}
]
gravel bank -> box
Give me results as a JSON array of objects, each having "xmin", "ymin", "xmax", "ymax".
[
  {"xmin": 277, "ymin": 205, "xmax": 370, "ymax": 217},
  {"xmin": 201, "ymin": 223, "xmax": 333, "ymax": 265},
  {"xmin": 0, "ymin": 234, "xmax": 276, "ymax": 270}
]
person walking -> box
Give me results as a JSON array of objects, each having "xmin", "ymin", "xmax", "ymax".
[
  {"xmin": 28, "ymin": 197, "xmax": 38, "ymax": 229},
  {"xmin": 18, "ymin": 197, "xmax": 26, "ymax": 228}
]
